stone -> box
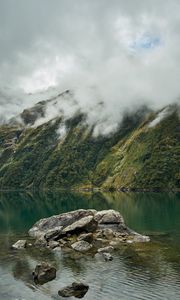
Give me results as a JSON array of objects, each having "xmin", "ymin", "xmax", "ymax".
[
  {"xmin": 34, "ymin": 236, "xmax": 47, "ymax": 248},
  {"xmin": 63, "ymin": 216, "xmax": 98, "ymax": 235},
  {"xmin": 102, "ymin": 252, "xmax": 113, "ymax": 261},
  {"xmin": 94, "ymin": 210, "xmax": 124, "ymax": 225},
  {"xmin": 131, "ymin": 234, "xmax": 150, "ymax": 243},
  {"xmin": 29, "ymin": 209, "xmax": 96, "ymax": 238},
  {"xmin": 101, "ymin": 228, "xmax": 114, "ymax": 239},
  {"xmin": 109, "ymin": 239, "xmax": 123, "ymax": 248},
  {"xmin": 44, "ymin": 226, "xmax": 63, "ymax": 241},
  {"xmin": 71, "ymin": 241, "xmax": 92, "ymax": 252},
  {"xmin": 12, "ymin": 240, "xmax": 27, "ymax": 250},
  {"xmin": 77, "ymin": 233, "xmax": 94, "ymax": 243},
  {"xmin": 93, "ymin": 238, "xmax": 109, "ymax": 248},
  {"xmin": 33, "ymin": 262, "xmax": 56, "ymax": 285},
  {"xmin": 52, "ymin": 246, "xmax": 62, "ymax": 252},
  {"xmin": 98, "ymin": 246, "xmax": 114, "ymax": 253},
  {"xmin": 47, "ymin": 240, "xmax": 60, "ymax": 249},
  {"xmin": 58, "ymin": 282, "xmax": 89, "ymax": 298},
  {"xmin": 95, "ymin": 252, "xmax": 113, "ymax": 262}
]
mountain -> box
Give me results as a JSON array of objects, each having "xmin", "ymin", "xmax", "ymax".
[{"xmin": 0, "ymin": 92, "xmax": 179, "ymax": 191}]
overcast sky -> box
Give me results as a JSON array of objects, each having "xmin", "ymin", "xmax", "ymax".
[{"xmin": 0, "ymin": 0, "xmax": 180, "ymax": 126}]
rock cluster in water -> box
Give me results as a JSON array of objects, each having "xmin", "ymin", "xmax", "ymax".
[
  {"xmin": 28, "ymin": 209, "xmax": 150, "ymax": 254},
  {"xmin": 12, "ymin": 209, "xmax": 150, "ymax": 297}
]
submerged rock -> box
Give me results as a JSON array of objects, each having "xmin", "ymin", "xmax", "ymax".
[
  {"xmin": 32, "ymin": 262, "xmax": 56, "ymax": 285},
  {"xmin": 98, "ymin": 246, "xmax": 114, "ymax": 253},
  {"xmin": 102, "ymin": 252, "xmax": 113, "ymax": 261},
  {"xmin": 71, "ymin": 241, "xmax": 92, "ymax": 252},
  {"xmin": 12, "ymin": 240, "xmax": 27, "ymax": 250},
  {"xmin": 58, "ymin": 282, "xmax": 89, "ymax": 298}
]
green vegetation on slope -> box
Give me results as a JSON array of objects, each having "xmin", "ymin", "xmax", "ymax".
[{"xmin": 0, "ymin": 107, "xmax": 179, "ymax": 191}]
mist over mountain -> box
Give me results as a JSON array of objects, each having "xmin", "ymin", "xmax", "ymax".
[{"xmin": 0, "ymin": 0, "xmax": 180, "ymax": 130}]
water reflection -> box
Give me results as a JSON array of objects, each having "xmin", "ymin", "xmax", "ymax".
[{"xmin": 0, "ymin": 191, "xmax": 179, "ymax": 234}]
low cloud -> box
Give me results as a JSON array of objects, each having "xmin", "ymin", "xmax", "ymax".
[{"xmin": 0, "ymin": 0, "xmax": 180, "ymax": 131}]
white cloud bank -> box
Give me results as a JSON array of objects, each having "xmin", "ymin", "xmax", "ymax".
[{"xmin": 0, "ymin": 0, "xmax": 180, "ymax": 129}]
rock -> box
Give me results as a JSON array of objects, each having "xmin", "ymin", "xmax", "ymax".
[
  {"xmin": 12, "ymin": 240, "xmax": 27, "ymax": 250},
  {"xmin": 98, "ymin": 246, "xmax": 114, "ymax": 253},
  {"xmin": 63, "ymin": 216, "xmax": 98, "ymax": 235},
  {"xmin": 28, "ymin": 209, "xmax": 150, "ymax": 252},
  {"xmin": 71, "ymin": 241, "xmax": 92, "ymax": 252},
  {"xmin": 102, "ymin": 252, "xmax": 113, "ymax": 261},
  {"xmin": 34, "ymin": 236, "xmax": 47, "ymax": 248},
  {"xmin": 93, "ymin": 238, "xmax": 109, "ymax": 248},
  {"xmin": 58, "ymin": 282, "xmax": 89, "ymax": 298},
  {"xmin": 77, "ymin": 233, "xmax": 94, "ymax": 243},
  {"xmin": 101, "ymin": 228, "xmax": 114, "ymax": 239},
  {"xmin": 131, "ymin": 234, "xmax": 150, "ymax": 243},
  {"xmin": 44, "ymin": 226, "xmax": 63, "ymax": 241},
  {"xmin": 95, "ymin": 252, "xmax": 113, "ymax": 261},
  {"xmin": 58, "ymin": 238, "xmax": 68, "ymax": 246},
  {"xmin": 109, "ymin": 239, "xmax": 123, "ymax": 248},
  {"xmin": 47, "ymin": 240, "xmax": 60, "ymax": 249},
  {"xmin": 53, "ymin": 246, "xmax": 62, "ymax": 252},
  {"xmin": 33, "ymin": 262, "xmax": 56, "ymax": 285},
  {"xmin": 94, "ymin": 210, "xmax": 124, "ymax": 225},
  {"xmin": 29, "ymin": 209, "xmax": 96, "ymax": 238}
]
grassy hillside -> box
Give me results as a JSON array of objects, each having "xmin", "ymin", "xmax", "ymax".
[{"xmin": 0, "ymin": 106, "xmax": 179, "ymax": 191}]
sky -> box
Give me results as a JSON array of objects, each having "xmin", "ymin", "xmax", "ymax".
[{"xmin": 0, "ymin": 0, "xmax": 180, "ymax": 129}]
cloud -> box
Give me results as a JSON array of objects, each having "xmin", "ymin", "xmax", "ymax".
[{"xmin": 0, "ymin": 0, "xmax": 180, "ymax": 129}]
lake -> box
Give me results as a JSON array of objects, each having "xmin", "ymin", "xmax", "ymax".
[{"xmin": 0, "ymin": 191, "xmax": 180, "ymax": 300}]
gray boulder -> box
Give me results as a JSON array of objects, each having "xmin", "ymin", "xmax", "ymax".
[
  {"xmin": 12, "ymin": 240, "xmax": 27, "ymax": 250},
  {"xmin": 58, "ymin": 282, "xmax": 89, "ymax": 298},
  {"xmin": 44, "ymin": 226, "xmax": 63, "ymax": 241},
  {"xmin": 102, "ymin": 252, "xmax": 113, "ymax": 261},
  {"xmin": 63, "ymin": 216, "xmax": 98, "ymax": 235},
  {"xmin": 29, "ymin": 209, "xmax": 96, "ymax": 238},
  {"xmin": 71, "ymin": 241, "xmax": 92, "ymax": 252},
  {"xmin": 33, "ymin": 262, "xmax": 56, "ymax": 285},
  {"xmin": 94, "ymin": 210, "xmax": 124, "ymax": 225},
  {"xmin": 47, "ymin": 240, "xmax": 60, "ymax": 249}
]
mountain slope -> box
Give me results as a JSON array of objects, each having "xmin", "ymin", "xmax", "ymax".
[{"xmin": 0, "ymin": 98, "xmax": 179, "ymax": 191}]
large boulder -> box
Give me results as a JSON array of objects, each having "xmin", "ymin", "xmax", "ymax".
[
  {"xmin": 29, "ymin": 209, "xmax": 96, "ymax": 238},
  {"xmin": 32, "ymin": 262, "xmax": 56, "ymax": 285},
  {"xmin": 62, "ymin": 215, "xmax": 98, "ymax": 235},
  {"xmin": 58, "ymin": 282, "xmax": 89, "ymax": 298}
]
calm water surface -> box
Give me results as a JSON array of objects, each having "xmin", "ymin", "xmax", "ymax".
[{"xmin": 0, "ymin": 191, "xmax": 179, "ymax": 300}]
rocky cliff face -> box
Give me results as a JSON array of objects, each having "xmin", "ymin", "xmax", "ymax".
[{"xmin": 0, "ymin": 94, "xmax": 179, "ymax": 191}]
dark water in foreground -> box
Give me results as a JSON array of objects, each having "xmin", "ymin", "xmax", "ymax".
[{"xmin": 0, "ymin": 191, "xmax": 179, "ymax": 300}]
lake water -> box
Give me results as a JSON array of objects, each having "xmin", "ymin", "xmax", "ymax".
[{"xmin": 0, "ymin": 191, "xmax": 180, "ymax": 300}]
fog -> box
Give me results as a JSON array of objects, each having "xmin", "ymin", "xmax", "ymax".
[{"xmin": 0, "ymin": 0, "xmax": 180, "ymax": 131}]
